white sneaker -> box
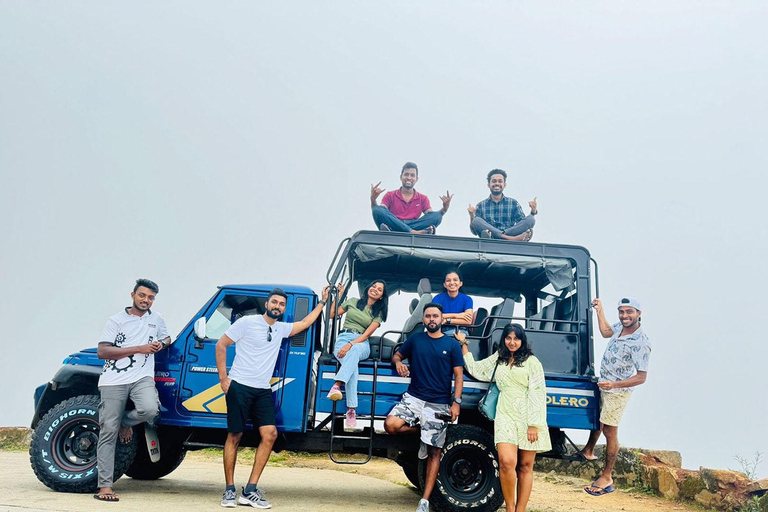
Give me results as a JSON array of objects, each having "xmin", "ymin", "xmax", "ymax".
[
  {"xmin": 239, "ymin": 487, "xmax": 271, "ymax": 509},
  {"xmin": 416, "ymin": 498, "xmax": 430, "ymax": 512}
]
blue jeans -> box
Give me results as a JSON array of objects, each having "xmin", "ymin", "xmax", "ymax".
[
  {"xmin": 470, "ymin": 215, "xmax": 535, "ymax": 239},
  {"xmin": 372, "ymin": 205, "xmax": 443, "ymax": 233},
  {"xmin": 333, "ymin": 332, "xmax": 370, "ymax": 408}
]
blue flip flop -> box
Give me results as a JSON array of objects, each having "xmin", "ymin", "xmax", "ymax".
[{"xmin": 584, "ymin": 483, "xmax": 615, "ymax": 496}]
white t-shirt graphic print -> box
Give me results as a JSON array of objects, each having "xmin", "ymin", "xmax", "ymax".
[{"xmin": 98, "ymin": 309, "xmax": 169, "ymax": 387}]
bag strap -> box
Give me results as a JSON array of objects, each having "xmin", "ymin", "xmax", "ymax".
[{"xmin": 489, "ymin": 359, "xmax": 499, "ymax": 384}]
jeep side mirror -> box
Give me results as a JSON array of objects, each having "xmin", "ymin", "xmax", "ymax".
[{"xmin": 193, "ymin": 317, "xmax": 207, "ymax": 349}]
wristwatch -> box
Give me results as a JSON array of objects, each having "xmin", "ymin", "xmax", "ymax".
[
  {"xmin": 445, "ymin": 317, "xmax": 452, "ymax": 325},
  {"xmin": 318, "ymin": 300, "xmax": 327, "ymax": 306},
  {"xmin": 453, "ymin": 397, "xmax": 462, "ymax": 405}
]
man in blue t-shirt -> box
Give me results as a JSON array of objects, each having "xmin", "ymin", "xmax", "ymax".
[{"xmin": 385, "ymin": 303, "xmax": 464, "ymax": 512}]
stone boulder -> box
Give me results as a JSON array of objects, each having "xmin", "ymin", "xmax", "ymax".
[
  {"xmin": 697, "ymin": 468, "xmax": 751, "ymax": 512},
  {"xmin": 748, "ymin": 478, "xmax": 768, "ymax": 496},
  {"xmin": 0, "ymin": 427, "xmax": 31, "ymax": 450},
  {"xmin": 638, "ymin": 449, "xmax": 683, "ymax": 468}
]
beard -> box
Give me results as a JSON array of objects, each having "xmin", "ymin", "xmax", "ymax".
[
  {"xmin": 425, "ymin": 322, "xmax": 441, "ymax": 333},
  {"xmin": 266, "ymin": 308, "xmax": 282, "ymax": 319}
]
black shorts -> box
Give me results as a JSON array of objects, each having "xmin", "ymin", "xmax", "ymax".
[{"xmin": 225, "ymin": 380, "xmax": 276, "ymax": 433}]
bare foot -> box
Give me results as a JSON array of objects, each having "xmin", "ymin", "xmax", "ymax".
[
  {"xmin": 578, "ymin": 449, "xmax": 598, "ymax": 461},
  {"xmin": 409, "ymin": 229, "xmax": 428, "ymax": 234},
  {"xmin": 119, "ymin": 426, "xmax": 133, "ymax": 444}
]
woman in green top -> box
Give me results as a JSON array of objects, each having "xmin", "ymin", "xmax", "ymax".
[
  {"xmin": 327, "ymin": 280, "xmax": 389, "ymax": 428},
  {"xmin": 457, "ymin": 323, "xmax": 551, "ymax": 512}
]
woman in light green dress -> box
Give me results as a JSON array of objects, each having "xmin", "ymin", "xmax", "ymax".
[{"xmin": 457, "ymin": 323, "xmax": 551, "ymax": 512}]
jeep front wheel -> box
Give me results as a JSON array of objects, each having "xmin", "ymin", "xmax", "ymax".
[
  {"xmin": 417, "ymin": 424, "xmax": 504, "ymax": 512},
  {"xmin": 29, "ymin": 395, "xmax": 137, "ymax": 493}
]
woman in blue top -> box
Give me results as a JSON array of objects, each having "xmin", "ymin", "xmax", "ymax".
[
  {"xmin": 432, "ymin": 269, "xmax": 473, "ymax": 334},
  {"xmin": 327, "ymin": 280, "xmax": 389, "ymax": 429}
]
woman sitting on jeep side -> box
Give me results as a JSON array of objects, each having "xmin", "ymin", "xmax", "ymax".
[{"xmin": 327, "ymin": 280, "xmax": 389, "ymax": 429}]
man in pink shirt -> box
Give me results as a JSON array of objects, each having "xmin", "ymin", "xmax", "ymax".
[{"xmin": 370, "ymin": 162, "xmax": 453, "ymax": 234}]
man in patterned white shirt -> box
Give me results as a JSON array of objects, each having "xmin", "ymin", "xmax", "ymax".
[
  {"xmin": 95, "ymin": 278, "xmax": 172, "ymax": 502},
  {"xmin": 580, "ymin": 296, "xmax": 651, "ymax": 496}
]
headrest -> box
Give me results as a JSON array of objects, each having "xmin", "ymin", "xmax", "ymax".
[{"xmin": 417, "ymin": 278, "xmax": 432, "ymax": 295}]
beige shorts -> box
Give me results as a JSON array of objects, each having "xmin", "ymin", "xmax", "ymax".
[{"xmin": 599, "ymin": 390, "xmax": 632, "ymax": 427}]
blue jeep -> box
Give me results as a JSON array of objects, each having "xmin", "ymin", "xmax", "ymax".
[{"xmin": 30, "ymin": 231, "xmax": 601, "ymax": 512}]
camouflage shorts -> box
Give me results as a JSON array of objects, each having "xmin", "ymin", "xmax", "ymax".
[{"xmin": 388, "ymin": 392, "xmax": 450, "ymax": 448}]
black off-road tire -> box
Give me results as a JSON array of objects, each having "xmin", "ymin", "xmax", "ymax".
[
  {"xmin": 417, "ymin": 424, "xmax": 503, "ymax": 512},
  {"xmin": 125, "ymin": 425, "xmax": 186, "ymax": 480},
  {"xmin": 29, "ymin": 394, "xmax": 137, "ymax": 493}
]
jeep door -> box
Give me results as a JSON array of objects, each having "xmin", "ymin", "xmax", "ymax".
[{"xmin": 175, "ymin": 289, "xmax": 294, "ymax": 430}]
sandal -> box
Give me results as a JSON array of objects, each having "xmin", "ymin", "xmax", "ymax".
[
  {"xmin": 584, "ymin": 483, "xmax": 614, "ymax": 496},
  {"xmin": 93, "ymin": 493, "xmax": 120, "ymax": 502}
]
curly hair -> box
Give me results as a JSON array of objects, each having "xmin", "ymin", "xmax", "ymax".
[{"xmin": 496, "ymin": 323, "xmax": 533, "ymax": 367}]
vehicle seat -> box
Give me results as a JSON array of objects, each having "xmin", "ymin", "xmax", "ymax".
[
  {"xmin": 400, "ymin": 278, "xmax": 433, "ymax": 342},
  {"xmin": 368, "ymin": 336, "xmax": 401, "ymax": 361},
  {"xmin": 528, "ymin": 301, "xmax": 557, "ymax": 331},
  {"xmin": 555, "ymin": 295, "xmax": 578, "ymax": 332},
  {"xmin": 488, "ymin": 298, "xmax": 515, "ymax": 352},
  {"xmin": 471, "ymin": 307, "xmax": 488, "ymax": 338}
]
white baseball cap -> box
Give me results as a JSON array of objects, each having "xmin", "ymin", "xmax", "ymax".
[{"xmin": 617, "ymin": 297, "xmax": 641, "ymax": 311}]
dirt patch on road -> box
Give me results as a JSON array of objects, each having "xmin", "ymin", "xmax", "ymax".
[{"xmin": 188, "ymin": 450, "xmax": 700, "ymax": 512}]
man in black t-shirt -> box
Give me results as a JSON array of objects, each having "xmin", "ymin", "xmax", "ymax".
[{"xmin": 385, "ymin": 303, "xmax": 464, "ymax": 512}]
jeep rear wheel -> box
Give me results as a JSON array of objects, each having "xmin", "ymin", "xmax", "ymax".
[
  {"xmin": 126, "ymin": 425, "xmax": 186, "ymax": 480},
  {"xmin": 417, "ymin": 424, "xmax": 503, "ymax": 512},
  {"xmin": 29, "ymin": 395, "xmax": 137, "ymax": 493}
]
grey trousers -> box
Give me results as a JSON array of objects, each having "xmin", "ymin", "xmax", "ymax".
[
  {"xmin": 97, "ymin": 376, "xmax": 159, "ymax": 488},
  {"xmin": 470, "ymin": 215, "xmax": 536, "ymax": 239}
]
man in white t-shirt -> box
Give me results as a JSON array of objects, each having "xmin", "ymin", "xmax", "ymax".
[
  {"xmin": 95, "ymin": 279, "xmax": 172, "ymax": 502},
  {"xmin": 216, "ymin": 286, "xmax": 329, "ymax": 509}
]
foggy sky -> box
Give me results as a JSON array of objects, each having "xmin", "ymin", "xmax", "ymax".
[{"xmin": 1, "ymin": 1, "xmax": 766, "ymax": 477}]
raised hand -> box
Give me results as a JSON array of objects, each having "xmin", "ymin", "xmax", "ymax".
[
  {"xmin": 321, "ymin": 286, "xmax": 330, "ymax": 302},
  {"xmin": 453, "ymin": 330, "xmax": 467, "ymax": 344},
  {"xmin": 370, "ymin": 181, "xmax": 385, "ymax": 202},
  {"xmin": 439, "ymin": 190, "xmax": 454, "ymax": 213},
  {"xmin": 467, "ymin": 203, "xmax": 477, "ymax": 216},
  {"xmin": 529, "ymin": 197, "xmax": 538, "ymax": 214},
  {"xmin": 592, "ymin": 298, "xmax": 603, "ymax": 314}
]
